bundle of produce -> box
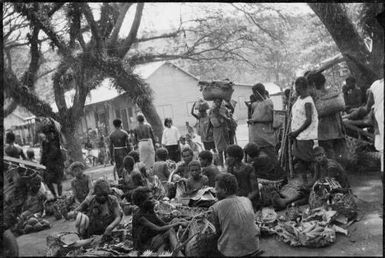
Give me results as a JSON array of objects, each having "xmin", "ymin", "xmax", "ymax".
[
  {"xmin": 255, "ymin": 207, "xmax": 278, "ymax": 236},
  {"xmin": 198, "ymin": 80, "xmax": 234, "ymax": 102},
  {"xmin": 15, "ymin": 215, "xmax": 50, "ymax": 235},
  {"xmin": 46, "ymin": 232, "xmax": 81, "ymax": 256},
  {"xmin": 181, "ymin": 217, "xmax": 219, "ymax": 257}
]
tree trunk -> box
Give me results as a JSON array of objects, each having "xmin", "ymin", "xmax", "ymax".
[
  {"xmin": 308, "ymin": 3, "xmax": 379, "ymax": 90},
  {"xmin": 63, "ymin": 127, "xmax": 84, "ymax": 163},
  {"xmin": 137, "ymin": 101, "xmax": 163, "ymax": 142}
]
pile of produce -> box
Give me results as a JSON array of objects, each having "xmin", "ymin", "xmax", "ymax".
[
  {"xmin": 198, "ymin": 79, "xmax": 234, "ymax": 102},
  {"xmin": 14, "ymin": 214, "xmax": 50, "ymax": 235}
]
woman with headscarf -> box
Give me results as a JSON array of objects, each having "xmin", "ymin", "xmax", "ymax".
[
  {"xmin": 248, "ymin": 83, "xmax": 278, "ymax": 160},
  {"xmin": 69, "ymin": 179, "xmax": 122, "ymax": 238}
]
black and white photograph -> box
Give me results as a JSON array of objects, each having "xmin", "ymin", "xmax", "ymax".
[{"xmin": 2, "ymin": 2, "xmax": 384, "ymax": 257}]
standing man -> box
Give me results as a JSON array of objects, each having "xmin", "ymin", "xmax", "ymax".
[
  {"xmin": 133, "ymin": 114, "xmax": 156, "ymax": 170},
  {"xmin": 109, "ymin": 119, "xmax": 131, "ymax": 179},
  {"xmin": 342, "ymin": 76, "xmax": 363, "ymax": 113},
  {"xmin": 308, "ymin": 72, "xmax": 346, "ymax": 163},
  {"xmin": 248, "ymin": 83, "xmax": 277, "ymax": 160}
]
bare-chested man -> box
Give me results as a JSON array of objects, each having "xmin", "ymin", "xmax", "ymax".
[{"xmin": 109, "ymin": 119, "xmax": 131, "ymax": 179}]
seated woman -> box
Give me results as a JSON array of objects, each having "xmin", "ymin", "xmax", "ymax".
[
  {"xmin": 132, "ymin": 187, "xmax": 187, "ymax": 255},
  {"xmin": 69, "ymin": 179, "xmax": 122, "ymax": 238},
  {"xmin": 244, "ymin": 142, "xmax": 287, "ymax": 181},
  {"xmin": 19, "ymin": 175, "xmax": 47, "ymax": 221},
  {"xmin": 70, "ymin": 162, "xmax": 93, "ymax": 208},
  {"xmin": 121, "ymin": 156, "xmax": 146, "ymax": 202}
]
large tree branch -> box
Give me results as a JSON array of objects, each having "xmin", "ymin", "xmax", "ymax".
[
  {"xmin": 108, "ymin": 3, "xmax": 132, "ymax": 46},
  {"xmin": 52, "ymin": 62, "xmax": 71, "ymax": 112},
  {"xmin": 135, "ymin": 30, "xmax": 181, "ymax": 43},
  {"xmin": 81, "ymin": 3, "xmax": 104, "ymax": 52},
  {"xmin": 117, "ymin": 3, "xmax": 144, "ymax": 58},
  {"xmin": 13, "ymin": 3, "xmax": 71, "ymax": 56},
  {"xmin": 21, "ymin": 25, "xmax": 41, "ymax": 89},
  {"xmin": 4, "ymin": 67, "xmax": 58, "ymax": 119}
]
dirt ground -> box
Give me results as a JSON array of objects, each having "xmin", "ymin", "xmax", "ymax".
[{"xmin": 17, "ymin": 165, "xmax": 383, "ymax": 257}]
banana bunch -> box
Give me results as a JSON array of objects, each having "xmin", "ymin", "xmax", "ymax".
[{"xmin": 75, "ymin": 212, "xmax": 89, "ymax": 235}]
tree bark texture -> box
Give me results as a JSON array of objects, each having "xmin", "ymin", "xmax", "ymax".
[{"xmin": 308, "ymin": 3, "xmax": 381, "ymax": 90}]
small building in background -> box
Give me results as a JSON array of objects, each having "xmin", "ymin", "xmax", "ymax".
[{"xmin": 4, "ymin": 105, "xmax": 37, "ymax": 146}]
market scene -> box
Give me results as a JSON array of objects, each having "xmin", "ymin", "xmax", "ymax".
[{"xmin": 3, "ymin": 2, "xmax": 384, "ymax": 257}]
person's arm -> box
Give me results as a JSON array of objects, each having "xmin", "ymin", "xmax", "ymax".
[
  {"xmin": 162, "ymin": 163, "xmax": 171, "ymax": 181},
  {"xmin": 161, "ymin": 129, "xmax": 166, "ymax": 147},
  {"xmin": 87, "ymin": 176, "xmax": 94, "ymax": 197},
  {"xmin": 289, "ymin": 102, "xmax": 313, "ymax": 139},
  {"xmin": 247, "ymin": 166, "xmax": 259, "ymax": 200},
  {"xmin": 19, "ymin": 149, "xmax": 27, "ymax": 160},
  {"xmin": 71, "ymin": 180, "xmax": 80, "ymax": 203},
  {"xmin": 191, "ymin": 103, "xmax": 199, "ymax": 119},
  {"xmin": 139, "ymin": 216, "xmax": 187, "ymax": 232},
  {"xmin": 104, "ymin": 199, "xmax": 123, "ymax": 236}
]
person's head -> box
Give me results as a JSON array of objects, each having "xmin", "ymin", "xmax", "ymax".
[
  {"xmin": 123, "ymin": 155, "xmax": 135, "ymax": 172},
  {"xmin": 137, "ymin": 114, "xmax": 145, "ymax": 123},
  {"xmin": 70, "ymin": 161, "xmax": 86, "ymax": 178},
  {"xmin": 313, "ymin": 146, "xmax": 328, "ymax": 165},
  {"xmin": 213, "ymin": 98, "xmax": 223, "ymax": 108},
  {"xmin": 26, "ymin": 149, "xmax": 35, "ymax": 160},
  {"xmin": 155, "ymin": 148, "xmax": 168, "ymax": 161},
  {"xmin": 164, "ymin": 118, "xmax": 172, "ymax": 128},
  {"xmin": 252, "ymin": 83, "xmax": 266, "ymax": 100},
  {"xmin": 29, "ymin": 175, "xmax": 42, "ymax": 194},
  {"xmin": 345, "ymin": 76, "xmax": 356, "ymax": 89},
  {"xmin": 93, "ymin": 179, "xmax": 111, "ymax": 204},
  {"xmin": 215, "ymin": 173, "xmax": 238, "ymax": 200},
  {"xmin": 132, "ymin": 186, "xmax": 154, "ymax": 211},
  {"xmin": 294, "ymin": 77, "xmax": 308, "ymax": 97},
  {"xmin": 243, "ymin": 143, "xmax": 260, "ymax": 160},
  {"xmin": 250, "ymin": 94, "xmax": 257, "ymax": 103},
  {"xmin": 198, "ymin": 150, "xmax": 213, "ymax": 167},
  {"xmin": 186, "ymin": 121, "xmax": 190, "ymax": 126},
  {"xmin": 307, "ymin": 72, "xmax": 326, "ymax": 90},
  {"xmin": 113, "ymin": 119, "xmax": 122, "ymax": 128},
  {"xmin": 6, "ymin": 131, "xmax": 16, "ymax": 144},
  {"xmin": 181, "ymin": 147, "xmax": 194, "ymax": 164},
  {"xmin": 128, "ymin": 150, "xmax": 140, "ymax": 163},
  {"xmin": 100, "ymin": 136, "xmax": 104, "ymax": 141},
  {"xmin": 188, "ymin": 160, "xmax": 202, "ymax": 179},
  {"xmin": 226, "ymin": 144, "xmax": 244, "ymax": 167},
  {"xmin": 179, "ymin": 136, "xmax": 186, "ymax": 144}
]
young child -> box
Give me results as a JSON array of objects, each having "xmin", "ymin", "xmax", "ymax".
[
  {"xmin": 122, "ymin": 156, "xmax": 146, "ymax": 202},
  {"xmin": 70, "ymin": 162, "xmax": 93, "ymax": 206},
  {"xmin": 226, "ymin": 145, "xmax": 259, "ymax": 210},
  {"xmin": 185, "ymin": 133, "xmax": 200, "ymax": 158},
  {"xmin": 152, "ymin": 148, "xmax": 171, "ymax": 183},
  {"xmin": 26, "ymin": 149, "xmax": 37, "ymax": 163},
  {"xmin": 131, "ymin": 187, "xmax": 187, "ymax": 255},
  {"xmin": 183, "ymin": 161, "xmax": 209, "ymax": 196},
  {"xmin": 198, "ymin": 150, "xmax": 221, "ymax": 187}
]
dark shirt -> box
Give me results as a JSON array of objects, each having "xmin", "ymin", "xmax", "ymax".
[
  {"xmin": 228, "ymin": 163, "xmax": 259, "ymax": 197},
  {"xmin": 40, "ymin": 133, "xmax": 64, "ymax": 168},
  {"xmin": 132, "ymin": 210, "xmax": 166, "ymax": 251},
  {"xmin": 4, "ymin": 144, "xmax": 26, "ymax": 160},
  {"xmin": 202, "ymin": 164, "xmax": 221, "ymax": 187},
  {"xmin": 251, "ymin": 155, "xmax": 286, "ymax": 181},
  {"xmin": 343, "ymin": 86, "xmax": 362, "ymax": 109}
]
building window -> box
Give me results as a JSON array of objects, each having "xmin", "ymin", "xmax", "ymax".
[{"xmin": 186, "ymin": 101, "xmax": 195, "ymax": 116}]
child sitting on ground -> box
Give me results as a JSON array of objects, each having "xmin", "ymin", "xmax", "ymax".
[
  {"xmin": 19, "ymin": 175, "xmax": 47, "ymax": 221},
  {"xmin": 152, "ymin": 148, "xmax": 171, "ymax": 183},
  {"xmin": 226, "ymin": 145, "xmax": 260, "ymax": 210},
  {"xmin": 122, "ymin": 156, "xmax": 146, "ymax": 202},
  {"xmin": 70, "ymin": 162, "xmax": 93, "ymax": 207},
  {"xmin": 132, "ymin": 187, "xmax": 187, "ymax": 255},
  {"xmin": 198, "ymin": 150, "xmax": 221, "ymax": 187},
  {"xmin": 26, "ymin": 149, "xmax": 38, "ymax": 163},
  {"xmin": 183, "ymin": 161, "xmax": 209, "ymax": 196}
]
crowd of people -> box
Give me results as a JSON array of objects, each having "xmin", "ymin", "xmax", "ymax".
[{"xmin": 3, "ymin": 71, "xmax": 383, "ymax": 257}]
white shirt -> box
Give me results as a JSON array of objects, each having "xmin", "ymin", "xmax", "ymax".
[
  {"xmin": 370, "ymin": 79, "xmax": 384, "ymax": 152},
  {"xmin": 291, "ymin": 95, "xmax": 319, "ymax": 140},
  {"xmin": 162, "ymin": 126, "xmax": 180, "ymax": 146}
]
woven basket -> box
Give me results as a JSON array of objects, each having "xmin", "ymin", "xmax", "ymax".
[
  {"xmin": 315, "ymin": 92, "xmax": 345, "ymax": 117},
  {"xmin": 200, "ymin": 81, "xmax": 234, "ymax": 102},
  {"xmin": 185, "ymin": 218, "xmax": 219, "ymax": 257}
]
